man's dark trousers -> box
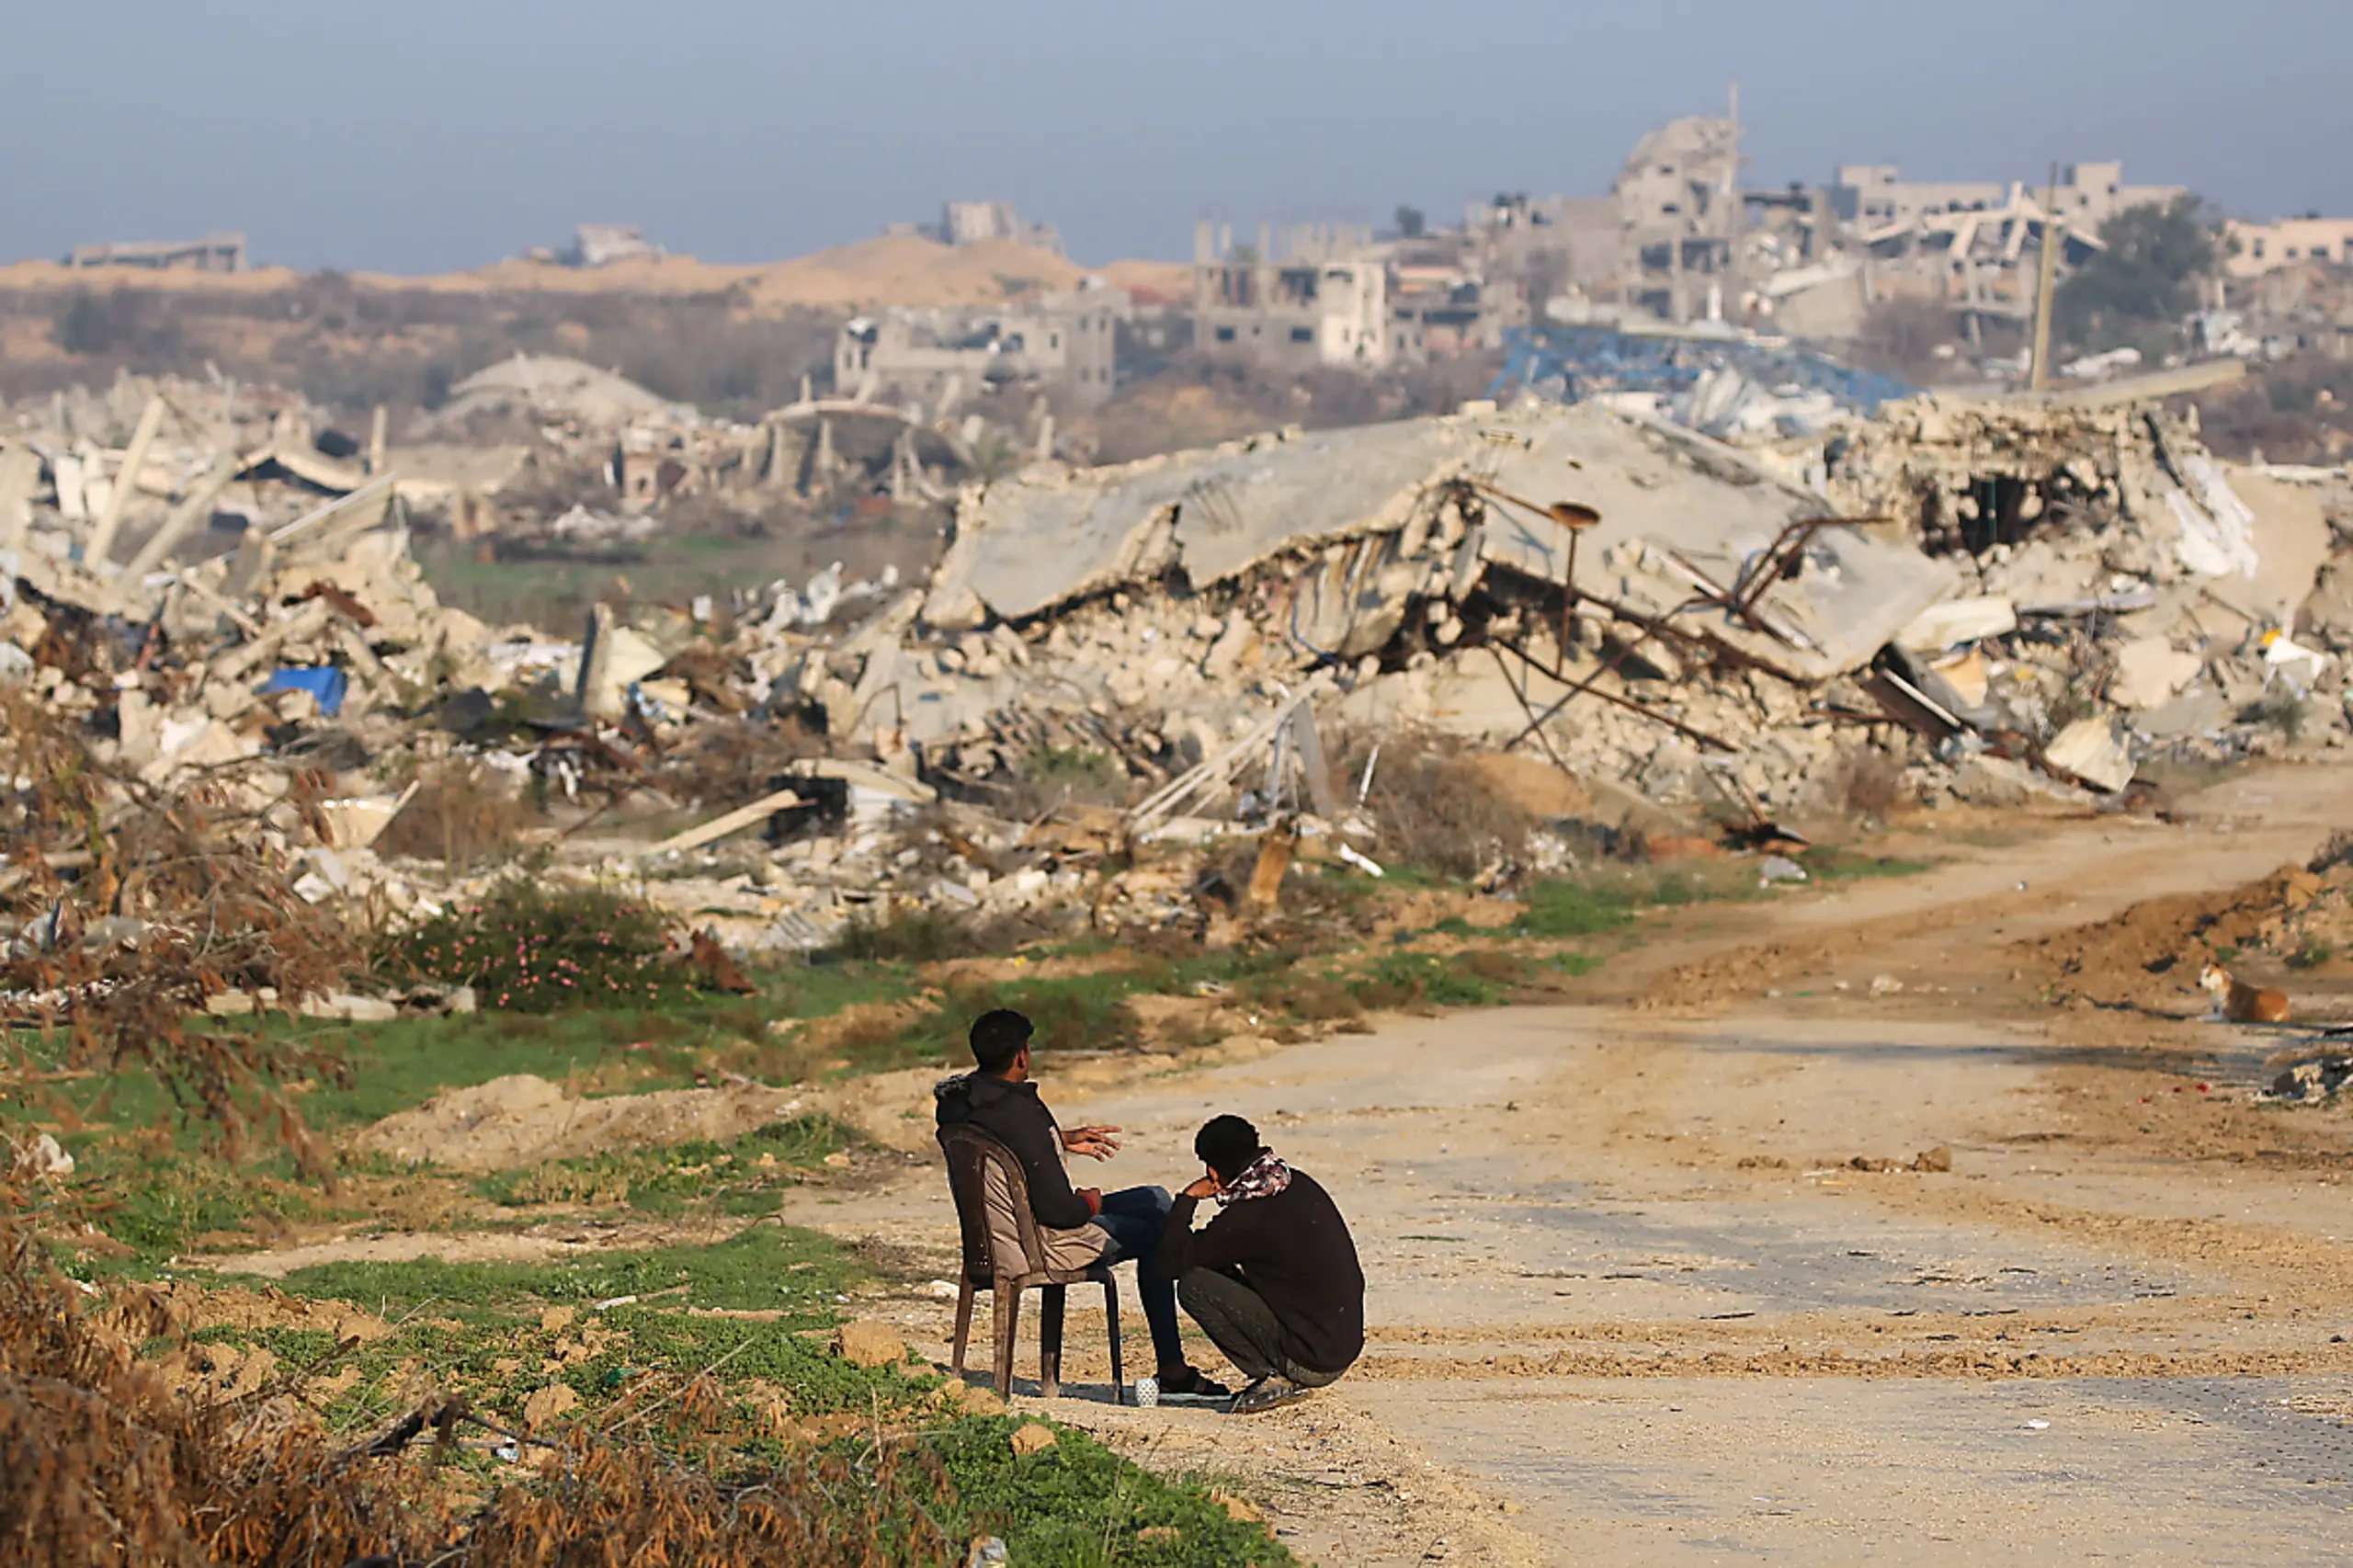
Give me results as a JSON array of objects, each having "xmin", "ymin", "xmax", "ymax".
[
  {"xmin": 1091, "ymin": 1186, "xmax": 1184, "ymax": 1371},
  {"xmin": 1177, "ymin": 1267, "xmax": 1340, "ymax": 1386}
]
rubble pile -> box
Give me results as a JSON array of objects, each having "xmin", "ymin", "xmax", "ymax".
[
  {"xmin": 855, "ymin": 387, "xmax": 2353, "ymax": 824},
  {"xmin": 4, "ymin": 362, "xmax": 2353, "ymax": 990}
]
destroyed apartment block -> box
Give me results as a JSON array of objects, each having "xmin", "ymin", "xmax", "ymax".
[{"xmin": 836, "ymin": 290, "xmax": 1129, "ymax": 415}]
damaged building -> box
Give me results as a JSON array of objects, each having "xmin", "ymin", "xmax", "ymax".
[
  {"xmin": 1190, "ymin": 223, "xmax": 1392, "ymax": 370},
  {"xmin": 835, "ymin": 288, "xmax": 1128, "ymax": 413},
  {"xmin": 65, "ymin": 232, "xmax": 247, "ymax": 273}
]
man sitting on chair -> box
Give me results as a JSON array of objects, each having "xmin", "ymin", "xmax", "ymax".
[
  {"xmin": 1160, "ymin": 1114, "xmax": 1364, "ymax": 1414},
  {"xmin": 934, "ymin": 1007, "xmax": 1229, "ymax": 1401}
]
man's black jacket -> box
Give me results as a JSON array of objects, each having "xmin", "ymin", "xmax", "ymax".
[
  {"xmin": 1157, "ymin": 1169, "xmax": 1364, "ymax": 1375},
  {"xmin": 933, "ymin": 1072, "xmax": 1092, "ymax": 1230}
]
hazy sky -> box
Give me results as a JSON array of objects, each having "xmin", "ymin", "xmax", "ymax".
[{"xmin": 7, "ymin": 0, "xmax": 2348, "ymax": 274}]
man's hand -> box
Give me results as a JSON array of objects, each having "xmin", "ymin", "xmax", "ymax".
[
  {"xmin": 1180, "ymin": 1176, "xmax": 1221, "ymax": 1201},
  {"xmin": 1060, "ymin": 1124, "xmax": 1122, "ymax": 1161}
]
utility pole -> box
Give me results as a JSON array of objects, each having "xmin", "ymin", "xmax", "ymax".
[
  {"xmin": 2028, "ymin": 161, "xmax": 2062, "ymax": 391},
  {"xmin": 1722, "ymin": 81, "xmax": 1741, "ymax": 325}
]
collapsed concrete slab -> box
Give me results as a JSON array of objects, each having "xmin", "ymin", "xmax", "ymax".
[{"xmin": 926, "ymin": 401, "xmax": 1955, "ymax": 682}]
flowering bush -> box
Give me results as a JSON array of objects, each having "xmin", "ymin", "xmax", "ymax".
[{"xmin": 382, "ymin": 881, "xmax": 695, "ymax": 1013}]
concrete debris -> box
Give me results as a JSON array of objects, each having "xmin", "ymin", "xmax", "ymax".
[
  {"xmin": 4, "ymin": 358, "xmax": 2351, "ymax": 994},
  {"xmin": 2110, "ymin": 638, "xmax": 2204, "ymax": 710},
  {"xmin": 11, "ymin": 1131, "xmax": 75, "ymax": 1179},
  {"xmin": 2273, "ymin": 1056, "xmax": 2353, "ymax": 1101},
  {"xmin": 2043, "ymin": 714, "xmax": 2136, "ymax": 793}
]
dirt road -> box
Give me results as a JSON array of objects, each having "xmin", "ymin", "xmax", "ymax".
[{"xmin": 786, "ymin": 765, "xmax": 2353, "ymax": 1565}]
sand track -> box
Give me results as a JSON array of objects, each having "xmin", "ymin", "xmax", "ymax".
[{"xmin": 775, "ymin": 765, "xmax": 2353, "ymax": 1564}]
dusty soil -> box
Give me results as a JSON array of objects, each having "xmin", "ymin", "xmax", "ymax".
[
  {"xmin": 198, "ymin": 763, "xmax": 2353, "ymax": 1562},
  {"xmin": 765, "ymin": 765, "xmax": 2353, "ymax": 1565}
]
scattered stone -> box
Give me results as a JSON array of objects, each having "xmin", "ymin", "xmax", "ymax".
[
  {"xmin": 1913, "ymin": 1145, "xmax": 1954, "ymax": 1173},
  {"xmin": 949, "ymin": 1381, "xmax": 1008, "ymax": 1416},
  {"xmin": 522, "ymin": 1382, "xmax": 579, "ymax": 1430},
  {"xmin": 1008, "ymin": 1421, "xmax": 1059, "ymax": 1456},
  {"xmin": 13, "ymin": 1132, "xmax": 74, "ymax": 1178},
  {"xmin": 1209, "ymin": 1488, "xmax": 1266, "ymax": 1524},
  {"xmin": 2273, "ymin": 1056, "xmax": 2353, "ymax": 1101},
  {"xmin": 539, "ymin": 1305, "xmax": 576, "ymax": 1333},
  {"xmin": 835, "ymin": 1321, "xmax": 905, "ymax": 1368}
]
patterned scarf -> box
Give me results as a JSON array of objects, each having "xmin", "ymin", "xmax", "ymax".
[{"xmin": 1216, "ymin": 1150, "xmax": 1291, "ymax": 1206}]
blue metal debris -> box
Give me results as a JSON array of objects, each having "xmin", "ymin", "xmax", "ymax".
[
  {"xmin": 1488, "ymin": 324, "xmax": 1913, "ymax": 417},
  {"xmin": 257, "ymin": 665, "xmax": 348, "ymax": 717}
]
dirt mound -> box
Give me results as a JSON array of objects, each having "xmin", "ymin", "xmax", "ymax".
[
  {"xmin": 1639, "ymin": 939, "xmax": 1830, "ymax": 1012},
  {"xmin": 2016, "ymin": 863, "xmax": 2323, "ymax": 1011},
  {"xmin": 349, "ymin": 1068, "xmax": 950, "ymax": 1171},
  {"xmin": 208, "ymin": 1232, "xmax": 577, "ymax": 1280},
  {"xmin": 350, "ymin": 1074, "xmax": 804, "ymax": 1172},
  {"xmin": 101, "ymin": 1278, "xmax": 390, "ymax": 1343},
  {"xmin": 1460, "ymin": 754, "xmax": 1595, "ymax": 819},
  {"xmin": 1370, "ymin": 890, "xmax": 1524, "ymax": 938}
]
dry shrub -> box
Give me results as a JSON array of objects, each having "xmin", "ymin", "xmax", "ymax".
[
  {"xmin": 0, "ymin": 1210, "xmax": 446, "ymax": 1567},
  {"xmin": 658, "ymin": 712, "xmax": 820, "ymax": 812},
  {"xmin": 376, "ymin": 758, "xmax": 531, "ymax": 869},
  {"xmin": 0, "ymin": 691, "xmax": 359, "ymax": 1175},
  {"xmin": 0, "ymin": 1206, "xmax": 969, "ymax": 1566},
  {"xmin": 1830, "ymin": 745, "xmax": 1906, "ymax": 819},
  {"xmin": 378, "ymin": 881, "xmax": 709, "ymax": 1013},
  {"xmin": 1000, "ymin": 744, "xmax": 1135, "ymax": 822},
  {"xmin": 827, "ymin": 905, "xmax": 978, "ymax": 964},
  {"xmin": 1241, "ymin": 971, "xmax": 1360, "ymax": 1026},
  {"xmin": 1330, "ymin": 728, "xmax": 1536, "ymax": 880}
]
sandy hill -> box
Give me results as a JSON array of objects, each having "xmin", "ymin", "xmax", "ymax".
[{"xmin": 0, "ymin": 236, "xmax": 1192, "ymax": 313}]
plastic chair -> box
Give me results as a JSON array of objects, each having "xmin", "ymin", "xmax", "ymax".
[{"xmin": 938, "ymin": 1122, "xmax": 1124, "ymax": 1403}]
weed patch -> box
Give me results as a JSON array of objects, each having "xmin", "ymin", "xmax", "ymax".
[
  {"xmin": 1804, "ymin": 847, "xmax": 1934, "ymax": 881},
  {"xmin": 1516, "ymin": 880, "xmax": 1637, "ymax": 937},
  {"xmin": 274, "ymin": 1224, "xmax": 863, "ymax": 1318},
  {"xmin": 924, "ymin": 1418, "xmax": 1291, "ymax": 1566},
  {"xmin": 473, "ymin": 1119, "xmax": 844, "ymax": 1217},
  {"xmin": 1347, "ymin": 951, "xmax": 1519, "ymax": 1009},
  {"xmin": 379, "ymin": 880, "xmax": 695, "ymax": 1012}
]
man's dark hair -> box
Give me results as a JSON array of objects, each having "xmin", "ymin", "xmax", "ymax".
[
  {"xmin": 1195, "ymin": 1114, "xmax": 1262, "ymax": 1181},
  {"xmin": 969, "ymin": 1008, "xmax": 1033, "ymax": 1073}
]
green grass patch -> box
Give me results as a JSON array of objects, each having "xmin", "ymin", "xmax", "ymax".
[
  {"xmin": 925, "ymin": 1418, "xmax": 1291, "ymax": 1566},
  {"xmin": 472, "ymin": 1118, "xmax": 845, "ymax": 1217},
  {"xmin": 62, "ymin": 1152, "xmax": 347, "ymax": 1268},
  {"xmin": 172, "ymin": 1215, "xmax": 1290, "ymax": 1563},
  {"xmin": 1346, "ymin": 949, "xmax": 1521, "ymax": 1009},
  {"xmin": 272, "ymin": 1223, "xmax": 862, "ymax": 1319},
  {"xmin": 1802, "ymin": 846, "xmax": 1935, "ymax": 881},
  {"xmin": 1515, "ymin": 878, "xmax": 1637, "ymax": 937}
]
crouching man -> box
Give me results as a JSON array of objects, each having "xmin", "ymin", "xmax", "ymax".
[
  {"xmin": 935, "ymin": 1007, "xmax": 1230, "ymax": 1402},
  {"xmin": 1158, "ymin": 1114, "xmax": 1364, "ymax": 1414}
]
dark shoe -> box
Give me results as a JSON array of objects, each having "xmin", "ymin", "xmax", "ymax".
[
  {"xmin": 1156, "ymin": 1367, "xmax": 1233, "ymax": 1403},
  {"xmin": 1230, "ymin": 1375, "xmax": 1310, "ymax": 1415}
]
